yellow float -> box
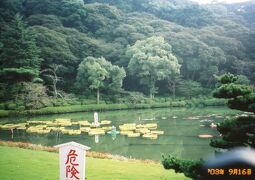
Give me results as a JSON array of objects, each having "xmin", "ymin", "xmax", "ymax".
[
  {"xmin": 142, "ymin": 133, "xmax": 158, "ymax": 140},
  {"xmin": 1, "ymin": 124, "xmax": 19, "ymax": 129},
  {"xmin": 101, "ymin": 120, "xmax": 112, "ymax": 125},
  {"xmin": 150, "ymin": 130, "xmax": 164, "ymax": 135},
  {"xmin": 127, "ymin": 132, "xmax": 140, "ymax": 137},
  {"xmin": 77, "ymin": 121, "xmax": 91, "ymax": 126},
  {"xmin": 136, "ymin": 128, "xmax": 150, "ymax": 134},
  {"xmin": 119, "ymin": 125, "xmax": 136, "ymax": 131},
  {"xmin": 88, "ymin": 129, "xmax": 105, "ymax": 136},
  {"xmin": 120, "ymin": 131, "xmax": 133, "ymax": 135},
  {"xmin": 80, "ymin": 127, "xmax": 91, "ymax": 133},
  {"xmin": 68, "ymin": 130, "xmax": 81, "ymax": 135},
  {"xmin": 36, "ymin": 129, "xmax": 51, "ymax": 134},
  {"xmin": 143, "ymin": 123, "xmax": 157, "ymax": 129},
  {"xmin": 101, "ymin": 126, "xmax": 113, "ymax": 131}
]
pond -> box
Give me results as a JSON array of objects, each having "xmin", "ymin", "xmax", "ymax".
[{"xmin": 0, "ymin": 107, "xmax": 239, "ymax": 161}]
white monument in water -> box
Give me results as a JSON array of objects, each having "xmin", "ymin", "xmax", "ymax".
[
  {"xmin": 54, "ymin": 141, "xmax": 91, "ymax": 180},
  {"xmin": 94, "ymin": 112, "xmax": 100, "ymax": 127}
]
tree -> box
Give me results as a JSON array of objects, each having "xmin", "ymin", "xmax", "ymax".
[
  {"xmin": 210, "ymin": 73, "xmax": 255, "ymax": 148},
  {"xmin": 166, "ymin": 75, "xmax": 182, "ymax": 99},
  {"xmin": 16, "ymin": 82, "xmax": 48, "ymax": 109},
  {"xmin": 177, "ymin": 80, "xmax": 205, "ymax": 98},
  {"xmin": 0, "ymin": 14, "xmax": 41, "ymax": 83},
  {"xmin": 76, "ymin": 56, "xmax": 125, "ymax": 104},
  {"xmin": 127, "ymin": 36, "xmax": 181, "ymax": 99},
  {"xmin": 41, "ymin": 64, "xmax": 63, "ymax": 101}
]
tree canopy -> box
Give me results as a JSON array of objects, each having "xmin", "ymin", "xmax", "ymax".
[
  {"xmin": 127, "ymin": 36, "xmax": 180, "ymax": 98},
  {"xmin": 76, "ymin": 56, "xmax": 126, "ymax": 103}
]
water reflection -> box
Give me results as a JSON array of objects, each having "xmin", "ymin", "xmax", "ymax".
[{"xmin": 0, "ymin": 107, "xmax": 239, "ymax": 160}]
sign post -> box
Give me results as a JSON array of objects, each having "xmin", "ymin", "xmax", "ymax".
[{"xmin": 55, "ymin": 141, "xmax": 91, "ymax": 180}]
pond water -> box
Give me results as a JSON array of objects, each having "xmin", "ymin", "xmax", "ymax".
[{"xmin": 0, "ymin": 107, "xmax": 238, "ymax": 161}]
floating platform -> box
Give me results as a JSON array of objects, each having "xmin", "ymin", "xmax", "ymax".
[
  {"xmin": 128, "ymin": 132, "xmax": 140, "ymax": 137},
  {"xmin": 142, "ymin": 134, "xmax": 158, "ymax": 140}
]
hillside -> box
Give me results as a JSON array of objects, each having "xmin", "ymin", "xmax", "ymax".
[{"xmin": 0, "ymin": 0, "xmax": 254, "ymax": 104}]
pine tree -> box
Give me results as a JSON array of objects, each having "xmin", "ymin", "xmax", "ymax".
[
  {"xmin": 0, "ymin": 14, "xmax": 41, "ymax": 83},
  {"xmin": 210, "ymin": 73, "xmax": 255, "ymax": 148}
]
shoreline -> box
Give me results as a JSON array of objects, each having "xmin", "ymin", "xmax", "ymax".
[
  {"xmin": 0, "ymin": 140, "xmax": 158, "ymax": 164},
  {"xmin": 0, "ymin": 98, "xmax": 226, "ymax": 118}
]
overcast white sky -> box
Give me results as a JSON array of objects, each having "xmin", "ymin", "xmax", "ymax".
[{"xmin": 191, "ymin": 0, "xmax": 253, "ymax": 4}]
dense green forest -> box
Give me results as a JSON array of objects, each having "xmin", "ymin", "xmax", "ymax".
[{"xmin": 0, "ymin": 0, "xmax": 254, "ymax": 108}]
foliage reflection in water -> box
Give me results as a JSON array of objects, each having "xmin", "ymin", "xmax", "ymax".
[{"xmin": 0, "ymin": 107, "xmax": 239, "ymax": 161}]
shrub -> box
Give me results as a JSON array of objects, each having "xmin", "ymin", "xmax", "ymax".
[
  {"xmin": 17, "ymin": 106, "xmax": 25, "ymax": 111},
  {"xmin": 6, "ymin": 103, "xmax": 16, "ymax": 110},
  {"xmin": 162, "ymin": 155, "xmax": 203, "ymax": 180},
  {"xmin": 0, "ymin": 104, "xmax": 5, "ymax": 110},
  {"xmin": 0, "ymin": 110, "xmax": 9, "ymax": 117}
]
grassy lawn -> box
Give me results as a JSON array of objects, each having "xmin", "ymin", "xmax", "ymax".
[{"xmin": 0, "ymin": 146, "xmax": 188, "ymax": 180}]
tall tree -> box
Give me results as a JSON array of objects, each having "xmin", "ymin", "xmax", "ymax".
[
  {"xmin": 76, "ymin": 56, "xmax": 126, "ymax": 104},
  {"xmin": 0, "ymin": 14, "xmax": 41, "ymax": 83},
  {"xmin": 127, "ymin": 36, "xmax": 181, "ymax": 98}
]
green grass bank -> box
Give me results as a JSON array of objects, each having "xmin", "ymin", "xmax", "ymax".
[
  {"xmin": 0, "ymin": 145, "xmax": 188, "ymax": 180},
  {"xmin": 0, "ymin": 98, "xmax": 225, "ymax": 118}
]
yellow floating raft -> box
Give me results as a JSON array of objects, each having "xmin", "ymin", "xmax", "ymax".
[
  {"xmin": 26, "ymin": 127, "xmax": 44, "ymax": 133},
  {"xmin": 27, "ymin": 121, "xmax": 47, "ymax": 124},
  {"xmin": 123, "ymin": 123, "xmax": 136, "ymax": 126},
  {"xmin": 45, "ymin": 122, "xmax": 59, "ymax": 126},
  {"xmin": 77, "ymin": 121, "xmax": 91, "ymax": 126},
  {"xmin": 136, "ymin": 128, "xmax": 150, "ymax": 134},
  {"xmin": 142, "ymin": 133, "xmax": 158, "ymax": 140},
  {"xmin": 127, "ymin": 132, "xmax": 140, "ymax": 137},
  {"xmin": 60, "ymin": 129, "xmax": 81, "ymax": 135},
  {"xmin": 101, "ymin": 120, "xmax": 112, "ymax": 125},
  {"xmin": 143, "ymin": 123, "xmax": 157, "ymax": 129},
  {"xmin": 60, "ymin": 129, "xmax": 70, "ymax": 135},
  {"xmin": 46, "ymin": 127, "xmax": 64, "ymax": 132},
  {"xmin": 55, "ymin": 118, "xmax": 71, "ymax": 122},
  {"xmin": 120, "ymin": 131, "xmax": 133, "ymax": 135},
  {"xmin": 88, "ymin": 129, "xmax": 105, "ymax": 136},
  {"xmin": 36, "ymin": 129, "xmax": 51, "ymax": 134},
  {"xmin": 1, "ymin": 124, "xmax": 19, "ymax": 129},
  {"xmin": 150, "ymin": 130, "xmax": 164, "ymax": 135},
  {"xmin": 101, "ymin": 126, "xmax": 113, "ymax": 131},
  {"xmin": 68, "ymin": 130, "xmax": 81, "ymax": 135},
  {"xmin": 58, "ymin": 122, "xmax": 72, "ymax": 126},
  {"xmin": 119, "ymin": 125, "xmax": 136, "ymax": 131},
  {"xmin": 35, "ymin": 125, "xmax": 47, "ymax": 129},
  {"xmin": 80, "ymin": 127, "xmax": 91, "ymax": 133}
]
